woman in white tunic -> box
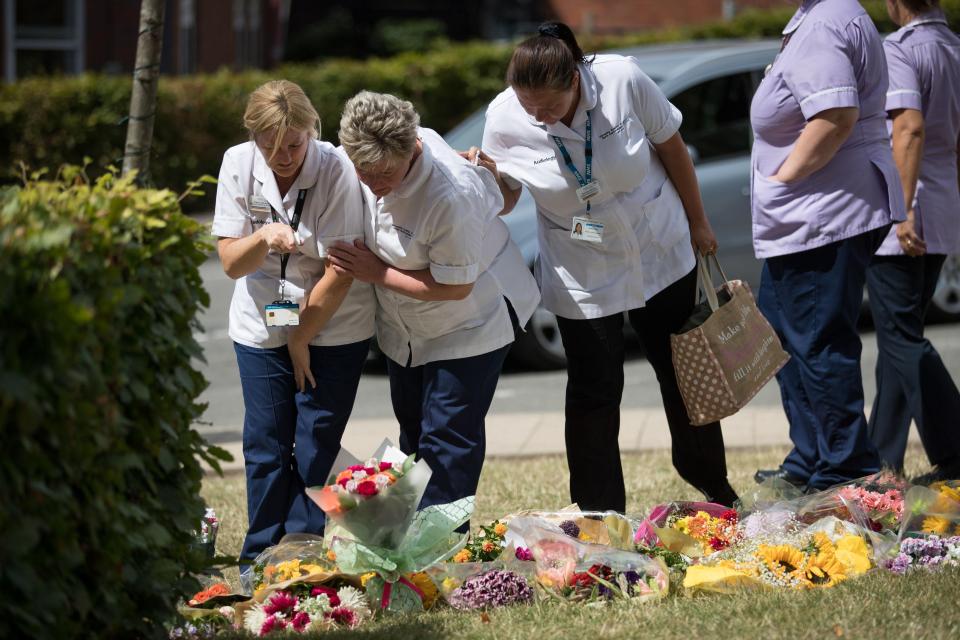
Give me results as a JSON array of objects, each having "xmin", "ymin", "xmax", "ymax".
[
  {"xmin": 213, "ymin": 81, "xmax": 375, "ymax": 563},
  {"xmin": 322, "ymin": 91, "xmax": 540, "ymax": 511},
  {"xmin": 476, "ymin": 22, "xmax": 738, "ymax": 509}
]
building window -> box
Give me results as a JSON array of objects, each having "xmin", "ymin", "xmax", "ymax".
[{"xmin": 4, "ymin": 0, "xmax": 84, "ymax": 82}]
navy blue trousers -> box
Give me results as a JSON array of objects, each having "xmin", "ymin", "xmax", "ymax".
[
  {"xmin": 387, "ymin": 344, "xmax": 511, "ymax": 512},
  {"xmin": 235, "ymin": 339, "xmax": 369, "ymax": 562},
  {"xmin": 866, "ymin": 254, "xmax": 960, "ymax": 471},
  {"xmin": 759, "ymin": 227, "xmax": 888, "ymax": 490}
]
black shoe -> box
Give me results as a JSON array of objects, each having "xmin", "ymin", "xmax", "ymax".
[
  {"xmin": 912, "ymin": 464, "xmax": 960, "ymax": 486},
  {"xmin": 754, "ymin": 467, "xmax": 807, "ymax": 489}
]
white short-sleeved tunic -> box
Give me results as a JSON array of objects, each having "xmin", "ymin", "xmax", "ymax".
[
  {"xmin": 213, "ymin": 139, "xmax": 376, "ymax": 349},
  {"xmin": 357, "ymin": 128, "xmax": 540, "ymax": 367},
  {"xmin": 482, "ymin": 54, "xmax": 695, "ymax": 320}
]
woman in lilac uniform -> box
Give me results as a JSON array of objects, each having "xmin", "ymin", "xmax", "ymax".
[
  {"xmin": 867, "ymin": 0, "xmax": 960, "ymax": 482},
  {"xmin": 751, "ymin": 0, "xmax": 905, "ymax": 491}
]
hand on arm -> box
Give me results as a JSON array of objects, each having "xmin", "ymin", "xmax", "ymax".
[
  {"xmin": 217, "ymin": 223, "xmax": 300, "ymax": 279},
  {"xmin": 328, "ymin": 240, "xmax": 473, "ymax": 302},
  {"xmin": 773, "ymin": 107, "xmax": 859, "ymax": 183},
  {"xmin": 890, "ymin": 108, "xmax": 926, "ymax": 256},
  {"xmin": 460, "ymin": 147, "xmax": 522, "ymax": 216},
  {"xmin": 653, "ymin": 132, "xmax": 717, "ymax": 255},
  {"xmin": 287, "ymin": 264, "xmax": 354, "ymax": 392}
]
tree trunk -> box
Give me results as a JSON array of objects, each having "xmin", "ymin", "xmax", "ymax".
[{"xmin": 122, "ymin": 0, "xmax": 166, "ymax": 182}]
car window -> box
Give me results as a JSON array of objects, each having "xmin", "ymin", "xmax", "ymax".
[{"xmin": 671, "ymin": 72, "xmax": 754, "ymax": 162}]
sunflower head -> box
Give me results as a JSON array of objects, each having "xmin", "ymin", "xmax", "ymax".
[
  {"xmin": 921, "ymin": 516, "xmax": 951, "ymax": 535},
  {"xmin": 758, "ymin": 544, "xmax": 807, "ymax": 578},
  {"xmin": 804, "ymin": 552, "xmax": 847, "ymax": 588}
]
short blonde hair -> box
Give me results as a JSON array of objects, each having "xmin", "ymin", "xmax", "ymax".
[
  {"xmin": 243, "ymin": 80, "xmax": 320, "ymax": 161},
  {"xmin": 338, "ymin": 91, "xmax": 420, "ymax": 169}
]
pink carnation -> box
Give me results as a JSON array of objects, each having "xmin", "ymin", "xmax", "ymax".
[
  {"xmin": 356, "ymin": 480, "xmax": 378, "ymax": 496},
  {"xmin": 263, "ymin": 590, "xmax": 298, "ymax": 616},
  {"xmin": 260, "ymin": 614, "xmax": 287, "ymax": 635},
  {"xmin": 327, "ymin": 607, "xmax": 358, "ymax": 627},
  {"xmin": 290, "ymin": 611, "xmax": 311, "ymax": 632},
  {"xmin": 310, "ymin": 585, "xmax": 340, "ymax": 607}
]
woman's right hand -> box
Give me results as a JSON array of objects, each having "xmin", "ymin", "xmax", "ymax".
[
  {"xmin": 287, "ymin": 333, "xmax": 316, "ymax": 392},
  {"xmin": 259, "ymin": 222, "xmax": 300, "ymax": 254},
  {"xmin": 896, "ymin": 216, "xmax": 926, "ymax": 257}
]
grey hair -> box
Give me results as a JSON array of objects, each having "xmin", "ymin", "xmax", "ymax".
[{"xmin": 338, "ymin": 91, "xmax": 420, "ymax": 169}]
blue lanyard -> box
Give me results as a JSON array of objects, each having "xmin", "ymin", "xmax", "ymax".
[{"xmin": 551, "ymin": 111, "xmax": 593, "ymax": 212}]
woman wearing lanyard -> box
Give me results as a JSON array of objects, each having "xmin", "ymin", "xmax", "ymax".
[
  {"xmin": 476, "ymin": 22, "xmax": 739, "ymax": 510},
  {"xmin": 213, "ymin": 80, "xmax": 375, "ymax": 564},
  {"xmin": 324, "ymin": 91, "xmax": 540, "ymax": 512},
  {"xmin": 750, "ymin": 0, "xmax": 904, "ymax": 491},
  {"xmin": 866, "ymin": 0, "xmax": 960, "ymax": 482}
]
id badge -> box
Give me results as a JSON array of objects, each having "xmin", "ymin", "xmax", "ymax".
[
  {"xmin": 571, "ymin": 216, "xmax": 604, "ymax": 243},
  {"xmin": 575, "ymin": 180, "xmax": 602, "ymax": 204},
  {"xmin": 248, "ymin": 194, "xmax": 272, "ymax": 217},
  {"xmin": 265, "ymin": 302, "xmax": 300, "ymax": 327}
]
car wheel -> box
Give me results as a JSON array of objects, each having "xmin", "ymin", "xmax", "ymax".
[
  {"xmin": 509, "ymin": 306, "xmax": 567, "ymax": 370},
  {"xmin": 929, "ymin": 255, "xmax": 960, "ymax": 322}
]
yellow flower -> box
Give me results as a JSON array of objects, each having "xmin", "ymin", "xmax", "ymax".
[
  {"xmin": 359, "ymin": 572, "xmax": 377, "ymax": 587},
  {"xmin": 275, "ymin": 559, "xmax": 302, "ymax": 581},
  {"xmin": 578, "ymin": 532, "xmax": 594, "ymax": 542},
  {"xmin": 493, "ymin": 522, "xmax": 508, "ymax": 536},
  {"xmin": 922, "ymin": 516, "xmax": 951, "ymax": 535},
  {"xmin": 300, "ymin": 563, "xmax": 325, "ymax": 576},
  {"xmin": 326, "ymin": 549, "xmax": 337, "ymax": 562},
  {"xmin": 406, "ymin": 572, "xmax": 439, "ymax": 610},
  {"xmin": 939, "ymin": 484, "xmax": 960, "ymax": 504},
  {"xmin": 758, "ymin": 544, "xmax": 807, "ymax": 579},
  {"xmin": 804, "ymin": 552, "xmax": 847, "ymax": 588},
  {"xmin": 441, "ymin": 577, "xmax": 460, "ymax": 594},
  {"xmin": 453, "ymin": 549, "xmax": 472, "ymax": 563},
  {"xmin": 811, "ymin": 532, "xmax": 836, "ymax": 555},
  {"xmin": 834, "ymin": 535, "xmax": 872, "ymax": 576}
]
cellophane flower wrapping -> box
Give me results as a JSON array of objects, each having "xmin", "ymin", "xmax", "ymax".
[
  {"xmin": 502, "ymin": 508, "xmax": 637, "ymax": 551},
  {"xmin": 510, "ymin": 516, "xmax": 670, "ymax": 602},
  {"xmin": 634, "ymin": 501, "xmax": 740, "ymax": 558},
  {"xmin": 792, "ymin": 472, "xmax": 908, "ymax": 533},
  {"xmin": 897, "ymin": 482, "xmax": 960, "ymax": 540},
  {"xmin": 240, "ymin": 533, "xmax": 358, "ymax": 601},
  {"xmin": 307, "ymin": 440, "xmax": 431, "ymax": 550},
  {"xmin": 682, "ymin": 507, "xmax": 875, "ymax": 593},
  {"xmin": 329, "ymin": 496, "xmax": 475, "ymax": 614}
]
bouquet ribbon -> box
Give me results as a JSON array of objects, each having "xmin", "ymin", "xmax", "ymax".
[{"xmin": 380, "ymin": 576, "xmax": 425, "ymax": 610}]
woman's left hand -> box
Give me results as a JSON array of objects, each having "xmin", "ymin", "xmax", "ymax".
[
  {"xmin": 689, "ymin": 217, "xmax": 719, "ymax": 255},
  {"xmin": 327, "ymin": 240, "xmax": 388, "ymax": 284}
]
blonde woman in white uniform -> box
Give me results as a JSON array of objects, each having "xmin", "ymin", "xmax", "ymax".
[
  {"xmin": 475, "ymin": 23, "xmax": 738, "ymax": 510},
  {"xmin": 213, "ymin": 80, "xmax": 374, "ymax": 564}
]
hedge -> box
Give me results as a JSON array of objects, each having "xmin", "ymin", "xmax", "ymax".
[
  {"xmin": 0, "ymin": 169, "xmax": 228, "ymax": 638},
  {"xmin": 0, "ymin": 0, "xmax": 956, "ymax": 206}
]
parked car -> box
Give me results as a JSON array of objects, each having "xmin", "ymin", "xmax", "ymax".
[{"xmin": 444, "ymin": 38, "xmax": 960, "ymax": 369}]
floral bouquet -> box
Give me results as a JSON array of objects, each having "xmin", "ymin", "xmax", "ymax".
[
  {"xmin": 792, "ymin": 471, "xmax": 908, "ymax": 533},
  {"xmin": 307, "ymin": 440, "xmax": 431, "ymax": 550},
  {"xmin": 425, "ymin": 519, "xmax": 538, "ymax": 604},
  {"xmin": 242, "ymin": 584, "xmax": 371, "ymax": 636},
  {"xmin": 510, "ymin": 516, "xmax": 669, "ymax": 603},
  {"xmin": 241, "ymin": 533, "xmax": 357, "ymax": 601},
  {"xmin": 502, "ymin": 507, "xmax": 637, "ymax": 550},
  {"xmin": 634, "ymin": 501, "xmax": 740, "ymax": 558},
  {"xmin": 191, "ymin": 507, "xmax": 220, "ymax": 560},
  {"xmin": 897, "ymin": 484, "xmax": 960, "ymax": 540},
  {"xmin": 683, "ymin": 516, "xmax": 873, "ymax": 593},
  {"xmin": 885, "ymin": 535, "xmax": 960, "ymax": 574}
]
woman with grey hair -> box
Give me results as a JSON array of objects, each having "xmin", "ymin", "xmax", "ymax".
[{"xmin": 321, "ymin": 90, "xmax": 540, "ymax": 511}]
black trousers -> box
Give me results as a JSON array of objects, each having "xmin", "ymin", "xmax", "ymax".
[
  {"xmin": 866, "ymin": 254, "xmax": 960, "ymax": 471},
  {"xmin": 556, "ymin": 266, "xmax": 738, "ymax": 511}
]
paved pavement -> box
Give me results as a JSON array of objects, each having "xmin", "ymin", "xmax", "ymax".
[{"xmin": 194, "ymin": 251, "xmax": 959, "ymax": 473}]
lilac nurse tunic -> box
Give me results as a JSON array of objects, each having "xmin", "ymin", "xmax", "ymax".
[
  {"xmin": 750, "ymin": 0, "xmax": 906, "ymax": 259},
  {"xmin": 877, "ymin": 9, "xmax": 960, "ymax": 256}
]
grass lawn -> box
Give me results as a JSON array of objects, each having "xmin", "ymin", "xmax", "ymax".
[{"xmin": 201, "ymin": 446, "xmax": 960, "ymax": 639}]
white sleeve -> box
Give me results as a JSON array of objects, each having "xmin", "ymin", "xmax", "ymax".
[
  {"xmin": 314, "ymin": 150, "xmax": 366, "ymax": 256},
  {"xmin": 212, "ymin": 150, "xmax": 252, "ymax": 239},
  {"xmin": 426, "ymin": 191, "xmax": 484, "ymax": 285},
  {"xmin": 482, "ymin": 113, "xmax": 523, "ymax": 191},
  {"xmin": 627, "ymin": 57, "xmax": 683, "ymax": 144}
]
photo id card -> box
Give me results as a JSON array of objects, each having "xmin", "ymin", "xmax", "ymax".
[
  {"xmin": 575, "ymin": 180, "xmax": 602, "ymax": 204},
  {"xmin": 570, "ymin": 216, "xmax": 604, "ymax": 243},
  {"xmin": 265, "ymin": 302, "xmax": 300, "ymax": 327}
]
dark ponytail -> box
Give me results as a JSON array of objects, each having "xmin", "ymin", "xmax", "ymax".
[{"xmin": 507, "ymin": 21, "xmax": 589, "ymax": 92}]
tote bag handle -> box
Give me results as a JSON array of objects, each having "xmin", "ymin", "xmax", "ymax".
[{"xmin": 694, "ymin": 252, "xmax": 730, "ymax": 311}]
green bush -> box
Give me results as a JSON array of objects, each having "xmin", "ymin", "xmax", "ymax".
[
  {"xmin": 0, "ymin": 168, "xmax": 228, "ymax": 638},
  {"xmin": 0, "ymin": 0, "xmax": 956, "ymax": 209}
]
